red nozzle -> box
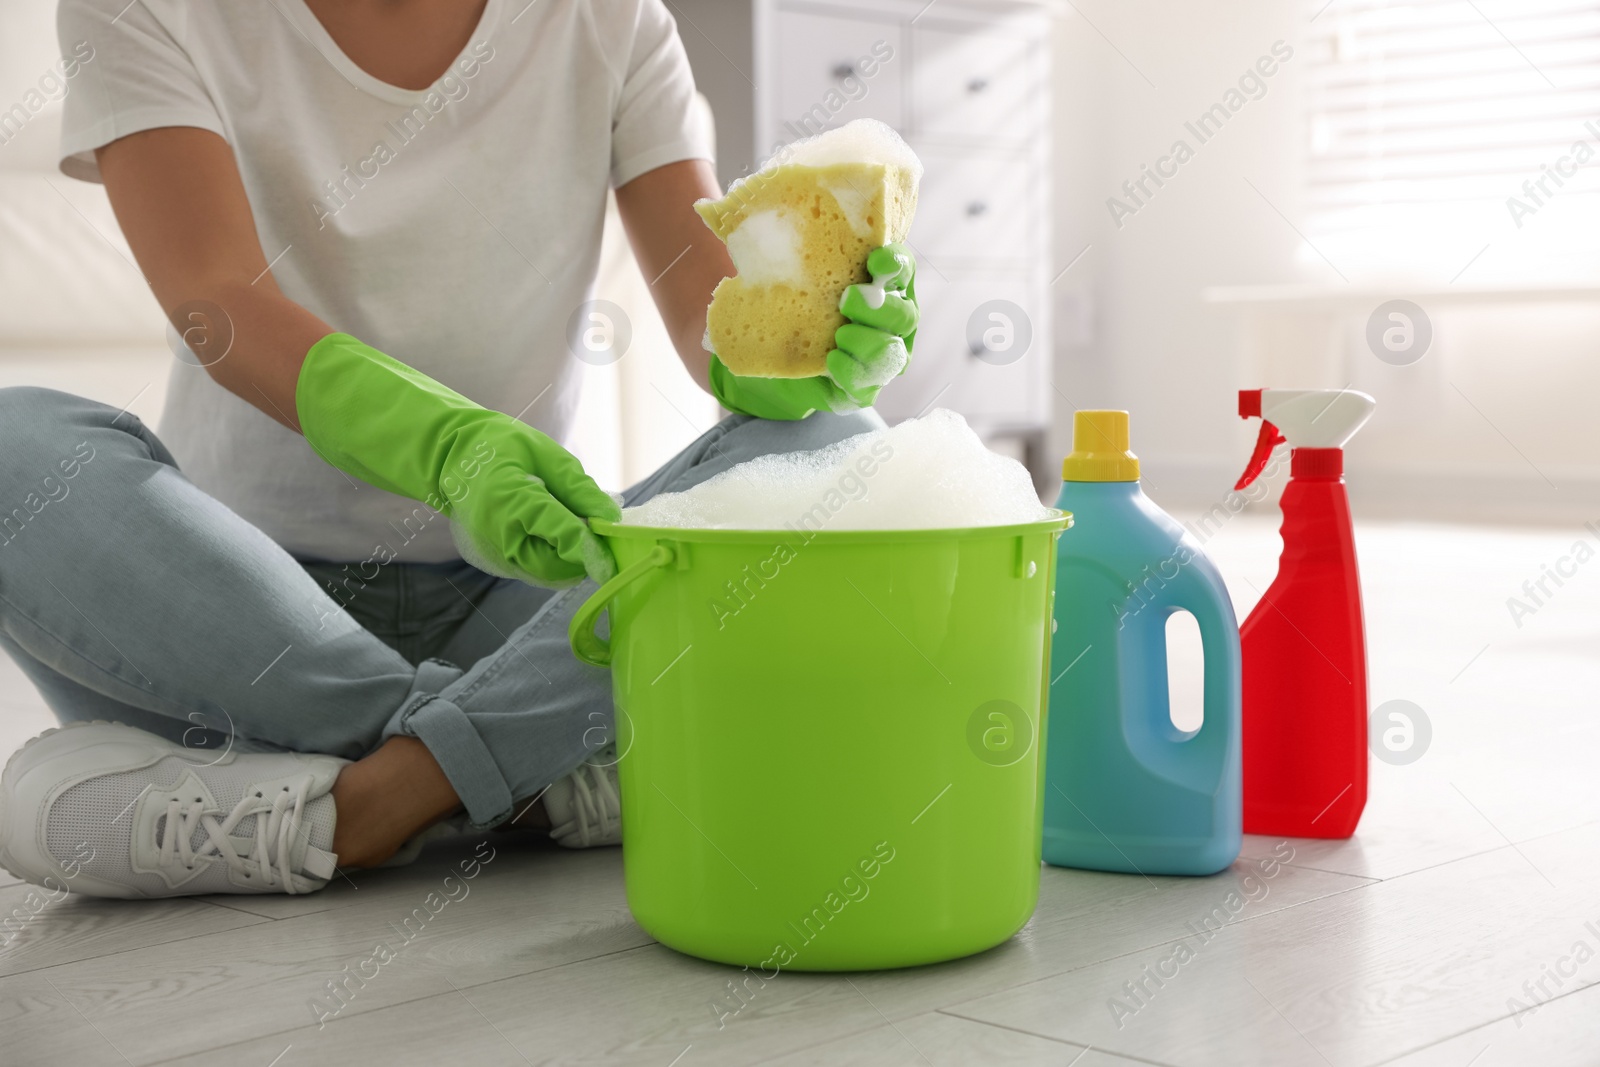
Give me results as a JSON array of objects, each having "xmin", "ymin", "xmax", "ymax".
[
  {"xmin": 1235, "ymin": 419, "xmax": 1285, "ymax": 490},
  {"xmin": 1239, "ymin": 389, "xmax": 1263, "ymax": 419}
]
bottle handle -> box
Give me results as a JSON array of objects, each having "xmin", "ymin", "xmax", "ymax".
[
  {"xmin": 1162, "ymin": 573, "xmax": 1242, "ymax": 755},
  {"xmin": 1126, "ymin": 554, "xmax": 1240, "ymax": 753}
]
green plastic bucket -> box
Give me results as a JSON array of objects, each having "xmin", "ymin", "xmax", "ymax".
[{"xmin": 568, "ymin": 512, "xmax": 1070, "ymax": 971}]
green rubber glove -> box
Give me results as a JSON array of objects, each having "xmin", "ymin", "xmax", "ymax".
[
  {"xmin": 295, "ymin": 333, "xmax": 620, "ymax": 586},
  {"xmin": 711, "ymin": 244, "xmax": 919, "ymax": 420}
]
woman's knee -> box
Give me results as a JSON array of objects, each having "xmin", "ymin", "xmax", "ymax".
[
  {"xmin": 0, "ymin": 387, "xmax": 126, "ymax": 499},
  {"xmin": 0, "ymin": 386, "xmax": 104, "ymax": 448},
  {"xmin": 724, "ymin": 407, "xmax": 886, "ymax": 459}
]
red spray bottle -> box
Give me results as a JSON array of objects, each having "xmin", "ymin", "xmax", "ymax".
[{"xmin": 1234, "ymin": 388, "xmax": 1376, "ymax": 839}]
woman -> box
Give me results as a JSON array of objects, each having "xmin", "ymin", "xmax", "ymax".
[{"xmin": 0, "ymin": 0, "xmax": 915, "ymax": 897}]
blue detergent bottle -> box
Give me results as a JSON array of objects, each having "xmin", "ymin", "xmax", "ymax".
[{"xmin": 1043, "ymin": 410, "xmax": 1242, "ymax": 876}]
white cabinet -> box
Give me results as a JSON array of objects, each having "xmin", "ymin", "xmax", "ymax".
[
  {"xmin": 911, "ymin": 23, "xmax": 1040, "ymax": 143},
  {"xmin": 911, "ymin": 145, "xmax": 1034, "ymax": 263},
  {"xmin": 774, "ymin": 11, "xmax": 905, "ymax": 133},
  {"xmin": 900, "ymin": 268, "xmax": 1044, "ymax": 424},
  {"xmin": 672, "ymin": 0, "xmax": 1054, "ymax": 481}
]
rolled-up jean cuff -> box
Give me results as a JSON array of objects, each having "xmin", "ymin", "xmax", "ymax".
[{"xmin": 390, "ymin": 693, "xmax": 515, "ymax": 829}]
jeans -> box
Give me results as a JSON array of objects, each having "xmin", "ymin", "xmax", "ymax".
[{"xmin": 0, "ymin": 386, "xmax": 881, "ymax": 828}]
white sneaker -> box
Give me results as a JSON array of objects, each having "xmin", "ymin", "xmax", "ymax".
[
  {"xmin": 542, "ymin": 745, "xmax": 621, "ymax": 848},
  {"xmin": 0, "ymin": 721, "xmax": 346, "ymax": 898}
]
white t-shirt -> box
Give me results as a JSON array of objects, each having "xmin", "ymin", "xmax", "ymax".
[{"xmin": 58, "ymin": 0, "xmax": 711, "ymax": 562}]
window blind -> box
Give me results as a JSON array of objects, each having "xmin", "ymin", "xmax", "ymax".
[{"xmin": 1303, "ymin": 0, "xmax": 1600, "ymax": 278}]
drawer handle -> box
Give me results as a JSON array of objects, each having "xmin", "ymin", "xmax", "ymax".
[
  {"xmin": 968, "ymin": 77, "xmax": 990, "ymax": 93},
  {"xmin": 967, "ymin": 201, "xmax": 989, "ymax": 217},
  {"xmin": 831, "ymin": 62, "xmax": 857, "ymax": 80}
]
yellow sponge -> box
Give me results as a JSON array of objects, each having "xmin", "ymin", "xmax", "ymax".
[{"xmin": 695, "ymin": 119, "xmax": 922, "ymax": 379}]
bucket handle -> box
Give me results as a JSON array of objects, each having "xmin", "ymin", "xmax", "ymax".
[{"xmin": 568, "ymin": 543, "xmax": 676, "ymax": 668}]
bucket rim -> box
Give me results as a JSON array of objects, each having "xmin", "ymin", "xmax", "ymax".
[{"xmin": 592, "ymin": 510, "xmax": 1071, "ymax": 544}]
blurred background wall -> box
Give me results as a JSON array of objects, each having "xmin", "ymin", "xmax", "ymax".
[
  {"xmin": 0, "ymin": 0, "xmax": 170, "ymax": 422},
  {"xmin": 1046, "ymin": 0, "xmax": 1600, "ymax": 524}
]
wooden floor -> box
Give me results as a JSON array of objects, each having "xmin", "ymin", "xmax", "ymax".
[{"xmin": 3, "ymin": 516, "xmax": 1598, "ymax": 1066}]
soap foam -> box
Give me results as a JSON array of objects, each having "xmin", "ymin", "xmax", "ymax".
[
  {"xmin": 620, "ymin": 409, "xmax": 1053, "ymax": 531},
  {"xmin": 719, "ymin": 119, "xmax": 925, "ymax": 208},
  {"xmin": 724, "ymin": 208, "xmax": 804, "ymax": 285},
  {"xmin": 843, "ymin": 337, "xmax": 909, "ymax": 392},
  {"xmin": 778, "ymin": 119, "xmax": 924, "ymax": 180},
  {"xmin": 821, "ymin": 180, "xmax": 874, "ymax": 238}
]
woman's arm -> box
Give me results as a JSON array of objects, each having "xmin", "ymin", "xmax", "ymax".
[
  {"xmin": 612, "ymin": 158, "xmax": 732, "ymax": 393},
  {"xmin": 97, "ymin": 125, "xmax": 617, "ymax": 584},
  {"xmin": 96, "ymin": 126, "xmax": 332, "ymax": 430}
]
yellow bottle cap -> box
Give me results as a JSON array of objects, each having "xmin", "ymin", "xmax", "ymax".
[{"xmin": 1062, "ymin": 410, "xmax": 1141, "ymax": 482}]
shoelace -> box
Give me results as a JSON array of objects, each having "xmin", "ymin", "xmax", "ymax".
[
  {"xmin": 155, "ymin": 775, "xmax": 316, "ymax": 894},
  {"xmin": 566, "ymin": 759, "xmax": 620, "ymax": 846}
]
